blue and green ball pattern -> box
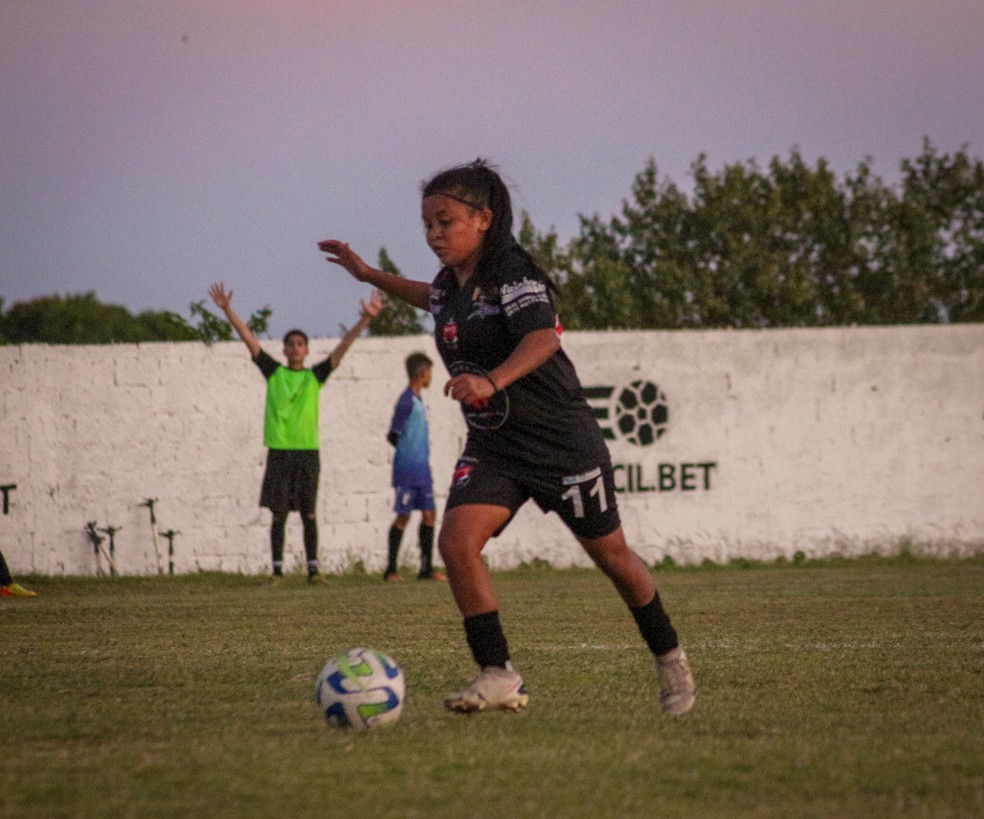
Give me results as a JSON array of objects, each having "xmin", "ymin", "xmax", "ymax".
[{"xmin": 316, "ymin": 648, "xmax": 405, "ymax": 730}]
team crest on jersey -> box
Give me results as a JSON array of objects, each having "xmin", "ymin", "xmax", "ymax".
[
  {"xmin": 452, "ymin": 458, "xmax": 476, "ymax": 487},
  {"xmin": 441, "ymin": 319, "xmax": 459, "ymax": 349}
]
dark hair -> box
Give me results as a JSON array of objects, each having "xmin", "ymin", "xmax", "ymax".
[
  {"xmin": 405, "ymin": 352, "xmax": 433, "ymax": 379},
  {"xmin": 422, "ymin": 159, "xmax": 541, "ymax": 290},
  {"xmin": 283, "ymin": 329, "xmax": 309, "ymax": 345}
]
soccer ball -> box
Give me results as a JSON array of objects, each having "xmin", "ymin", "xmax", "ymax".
[{"xmin": 315, "ymin": 647, "xmax": 405, "ymax": 730}]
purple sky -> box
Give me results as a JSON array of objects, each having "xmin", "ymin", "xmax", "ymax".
[{"xmin": 3, "ymin": 1, "xmax": 983, "ymax": 339}]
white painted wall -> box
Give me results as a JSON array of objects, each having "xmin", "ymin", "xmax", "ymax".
[{"xmin": 1, "ymin": 325, "xmax": 982, "ymax": 577}]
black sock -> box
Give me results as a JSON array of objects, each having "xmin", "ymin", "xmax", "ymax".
[
  {"xmin": 386, "ymin": 525, "xmax": 403, "ymax": 574},
  {"xmin": 418, "ymin": 523, "xmax": 435, "ymax": 576},
  {"xmin": 302, "ymin": 515, "xmax": 318, "ymax": 569},
  {"xmin": 629, "ymin": 592, "xmax": 680, "ymax": 657},
  {"xmin": 463, "ymin": 610, "xmax": 511, "ymax": 669},
  {"xmin": 270, "ymin": 515, "xmax": 286, "ymax": 576}
]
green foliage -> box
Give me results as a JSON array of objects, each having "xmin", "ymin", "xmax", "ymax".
[
  {"xmin": 187, "ymin": 300, "xmax": 234, "ymax": 342},
  {"xmin": 366, "ymin": 248, "xmax": 428, "ymax": 336},
  {"xmin": 897, "ymin": 141, "xmax": 984, "ymax": 322},
  {"xmin": 523, "ymin": 140, "xmax": 984, "ymax": 329},
  {"xmin": 0, "ymin": 292, "xmax": 271, "ymax": 345},
  {"xmin": 186, "ymin": 300, "xmax": 270, "ymax": 344},
  {"xmin": 5, "ymin": 141, "xmax": 980, "ymax": 340},
  {"xmin": 134, "ymin": 309, "xmax": 201, "ymax": 342},
  {"xmin": 0, "ymin": 292, "xmax": 200, "ymax": 344}
]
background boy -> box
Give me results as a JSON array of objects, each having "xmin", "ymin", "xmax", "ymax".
[
  {"xmin": 385, "ymin": 352, "xmax": 443, "ymax": 581},
  {"xmin": 209, "ymin": 282, "xmax": 382, "ymax": 583}
]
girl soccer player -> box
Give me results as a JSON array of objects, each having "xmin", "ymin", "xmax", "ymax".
[{"xmin": 319, "ymin": 160, "xmax": 695, "ymax": 715}]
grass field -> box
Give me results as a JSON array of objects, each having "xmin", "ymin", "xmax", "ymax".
[{"xmin": 2, "ymin": 556, "xmax": 982, "ymax": 818}]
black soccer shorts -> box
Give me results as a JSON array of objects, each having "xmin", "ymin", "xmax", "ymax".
[
  {"xmin": 260, "ymin": 449, "xmax": 320, "ymax": 515},
  {"xmin": 445, "ymin": 452, "xmax": 621, "ymax": 540}
]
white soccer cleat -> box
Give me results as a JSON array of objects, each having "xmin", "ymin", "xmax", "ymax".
[
  {"xmin": 657, "ymin": 647, "xmax": 696, "ymax": 715},
  {"xmin": 444, "ymin": 665, "xmax": 529, "ymax": 713}
]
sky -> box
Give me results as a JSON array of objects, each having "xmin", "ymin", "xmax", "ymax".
[{"xmin": 2, "ymin": 1, "xmax": 983, "ymax": 339}]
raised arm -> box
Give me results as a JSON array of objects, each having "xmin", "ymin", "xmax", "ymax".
[
  {"xmin": 208, "ymin": 283, "xmax": 261, "ymax": 358},
  {"xmin": 318, "ymin": 240, "xmax": 431, "ymax": 311},
  {"xmin": 328, "ymin": 289, "xmax": 385, "ymax": 370}
]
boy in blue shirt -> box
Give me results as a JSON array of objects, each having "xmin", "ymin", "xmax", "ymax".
[{"xmin": 385, "ymin": 352, "xmax": 444, "ymax": 581}]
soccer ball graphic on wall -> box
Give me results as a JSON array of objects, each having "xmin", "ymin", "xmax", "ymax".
[{"xmin": 612, "ymin": 380, "xmax": 668, "ymax": 446}]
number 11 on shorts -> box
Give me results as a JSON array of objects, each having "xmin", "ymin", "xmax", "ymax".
[{"xmin": 561, "ymin": 468, "xmax": 608, "ymax": 519}]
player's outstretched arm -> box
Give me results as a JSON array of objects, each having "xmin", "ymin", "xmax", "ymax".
[
  {"xmin": 208, "ymin": 283, "xmax": 261, "ymax": 358},
  {"xmin": 319, "ymin": 240, "xmax": 431, "ymax": 311},
  {"xmin": 328, "ymin": 289, "xmax": 384, "ymax": 370}
]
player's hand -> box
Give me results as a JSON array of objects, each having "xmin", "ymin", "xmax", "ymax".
[
  {"xmin": 208, "ymin": 282, "xmax": 232, "ymax": 310},
  {"xmin": 319, "ymin": 240, "xmax": 373, "ymax": 282},
  {"xmin": 444, "ymin": 373, "xmax": 496, "ymax": 409},
  {"xmin": 361, "ymin": 289, "xmax": 385, "ymax": 319}
]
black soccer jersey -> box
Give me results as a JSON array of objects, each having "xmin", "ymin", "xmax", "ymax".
[{"xmin": 430, "ymin": 245, "xmax": 610, "ymax": 475}]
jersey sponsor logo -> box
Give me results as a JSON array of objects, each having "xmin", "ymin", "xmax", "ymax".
[
  {"xmin": 449, "ymin": 361, "xmax": 510, "ymax": 430},
  {"xmin": 429, "ymin": 287, "xmax": 446, "ymax": 316},
  {"xmin": 500, "ymin": 277, "xmax": 550, "ymax": 317},
  {"xmin": 465, "ymin": 286, "xmax": 501, "ymax": 321},
  {"xmin": 468, "ymin": 302, "xmax": 501, "ymax": 321}
]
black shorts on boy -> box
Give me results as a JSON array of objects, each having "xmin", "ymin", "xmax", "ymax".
[{"xmin": 260, "ymin": 449, "xmax": 320, "ymax": 515}]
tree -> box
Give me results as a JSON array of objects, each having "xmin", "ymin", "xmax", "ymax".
[
  {"xmin": 0, "ymin": 292, "xmax": 271, "ymax": 345},
  {"xmin": 521, "ymin": 142, "xmax": 984, "ymax": 329},
  {"xmin": 365, "ymin": 248, "xmax": 428, "ymax": 336},
  {"xmin": 186, "ymin": 300, "xmax": 271, "ymax": 344},
  {"xmin": 895, "ymin": 139, "xmax": 984, "ymax": 322},
  {"xmin": 0, "ymin": 292, "xmax": 187, "ymax": 344}
]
